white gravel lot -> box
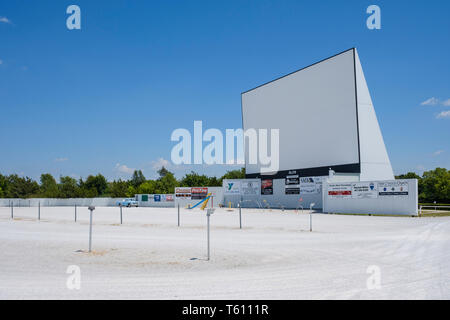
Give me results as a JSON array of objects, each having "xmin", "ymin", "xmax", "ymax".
[{"xmin": 0, "ymin": 206, "xmax": 449, "ymax": 300}]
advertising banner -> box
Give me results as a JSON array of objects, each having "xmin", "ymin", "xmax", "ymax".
[
  {"xmin": 165, "ymin": 194, "xmax": 174, "ymax": 202},
  {"xmin": 261, "ymin": 179, "xmax": 273, "ymax": 195},
  {"xmin": 352, "ymin": 182, "xmax": 378, "ymax": 199},
  {"xmin": 154, "ymin": 194, "xmax": 161, "ymax": 202},
  {"xmin": 191, "ymin": 187, "xmax": 208, "ymax": 200},
  {"xmin": 285, "ymin": 187, "xmax": 300, "ymax": 195},
  {"xmin": 241, "ymin": 180, "xmax": 260, "ymax": 195},
  {"xmin": 378, "ymin": 181, "xmax": 409, "ymax": 197},
  {"xmin": 175, "ymin": 187, "xmax": 192, "ymax": 198},
  {"xmin": 299, "ymin": 177, "xmax": 323, "ymax": 194},
  {"xmin": 285, "ymin": 175, "xmax": 300, "ymax": 194},
  {"xmin": 328, "ymin": 184, "xmax": 352, "ymax": 198},
  {"xmin": 285, "ymin": 175, "xmax": 300, "ymax": 185},
  {"xmin": 223, "ymin": 181, "xmax": 241, "ymax": 195}
]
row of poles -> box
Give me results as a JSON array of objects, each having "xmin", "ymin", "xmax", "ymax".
[
  {"xmin": 7, "ymin": 198, "xmax": 316, "ymax": 258},
  {"xmin": 7, "ymin": 200, "xmax": 313, "ymax": 230},
  {"xmin": 7, "ymin": 201, "xmax": 122, "ymax": 224}
]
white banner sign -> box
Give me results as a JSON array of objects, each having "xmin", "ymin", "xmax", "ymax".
[
  {"xmin": 352, "ymin": 182, "xmax": 378, "ymax": 199},
  {"xmin": 175, "ymin": 187, "xmax": 191, "ymax": 198},
  {"xmin": 328, "ymin": 184, "xmax": 352, "ymax": 198},
  {"xmin": 378, "ymin": 181, "xmax": 409, "ymax": 197},
  {"xmin": 241, "ymin": 180, "xmax": 260, "ymax": 195},
  {"xmin": 223, "ymin": 181, "xmax": 241, "ymax": 195},
  {"xmin": 300, "ymin": 177, "xmax": 323, "ymax": 194}
]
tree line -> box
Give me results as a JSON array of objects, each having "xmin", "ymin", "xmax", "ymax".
[
  {"xmin": 395, "ymin": 168, "xmax": 449, "ymax": 203},
  {"xmin": 0, "ymin": 167, "xmax": 245, "ymax": 199},
  {"xmin": 0, "ymin": 167, "xmax": 448, "ymax": 203}
]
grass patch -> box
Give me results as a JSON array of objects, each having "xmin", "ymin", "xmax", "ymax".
[
  {"xmin": 419, "ymin": 211, "xmax": 450, "ymax": 217},
  {"xmin": 419, "ymin": 203, "xmax": 450, "ymax": 207}
]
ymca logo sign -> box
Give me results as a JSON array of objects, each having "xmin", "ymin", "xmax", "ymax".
[{"xmin": 223, "ymin": 181, "xmax": 241, "ymax": 195}]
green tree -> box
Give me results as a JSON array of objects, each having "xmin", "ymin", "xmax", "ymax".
[
  {"xmin": 395, "ymin": 172, "xmax": 421, "ymax": 180},
  {"xmin": 157, "ymin": 166, "xmax": 170, "ymax": 178},
  {"xmin": 220, "ymin": 168, "xmax": 245, "ymax": 184},
  {"xmin": 208, "ymin": 176, "xmax": 221, "ymax": 187},
  {"xmin": 126, "ymin": 185, "xmax": 137, "ymax": 197},
  {"xmin": 40, "ymin": 173, "xmax": 59, "ymax": 197},
  {"xmin": 180, "ymin": 171, "xmax": 210, "ymax": 187},
  {"xmin": 137, "ymin": 180, "xmax": 156, "ymax": 194},
  {"xmin": 6, "ymin": 174, "xmax": 40, "ymax": 198},
  {"xmin": 157, "ymin": 173, "xmax": 178, "ymax": 194},
  {"xmin": 59, "ymin": 176, "xmax": 80, "ymax": 198},
  {"xmin": 0, "ymin": 174, "xmax": 7, "ymax": 197},
  {"xmin": 420, "ymin": 168, "xmax": 450, "ymax": 203},
  {"xmin": 84, "ymin": 174, "xmax": 108, "ymax": 197},
  {"xmin": 109, "ymin": 179, "xmax": 129, "ymax": 197},
  {"xmin": 131, "ymin": 170, "xmax": 146, "ymax": 188}
]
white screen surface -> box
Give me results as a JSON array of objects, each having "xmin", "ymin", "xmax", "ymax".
[{"xmin": 242, "ymin": 49, "xmax": 360, "ymax": 175}]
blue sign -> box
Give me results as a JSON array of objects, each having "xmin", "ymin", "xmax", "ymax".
[{"xmin": 154, "ymin": 195, "xmax": 161, "ymax": 202}]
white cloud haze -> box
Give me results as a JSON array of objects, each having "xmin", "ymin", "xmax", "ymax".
[
  {"xmin": 436, "ymin": 110, "xmax": 450, "ymax": 119},
  {"xmin": 151, "ymin": 157, "xmax": 171, "ymax": 170},
  {"xmin": 421, "ymin": 97, "xmax": 450, "ymax": 107},
  {"xmin": 0, "ymin": 16, "xmax": 12, "ymax": 24},
  {"xmin": 114, "ymin": 163, "xmax": 135, "ymax": 174},
  {"xmin": 421, "ymin": 97, "xmax": 439, "ymax": 106}
]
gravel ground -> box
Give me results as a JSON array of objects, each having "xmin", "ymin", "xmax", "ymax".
[{"xmin": 0, "ymin": 206, "xmax": 449, "ymax": 299}]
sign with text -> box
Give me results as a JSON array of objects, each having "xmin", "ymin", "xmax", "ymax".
[
  {"xmin": 175, "ymin": 187, "xmax": 192, "ymax": 198},
  {"xmin": 241, "ymin": 180, "xmax": 260, "ymax": 195},
  {"xmin": 328, "ymin": 184, "xmax": 352, "ymax": 198},
  {"xmin": 378, "ymin": 181, "xmax": 409, "ymax": 197},
  {"xmin": 191, "ymin": 187, "xmax": 208, "ymax": 200},
  {"xmin": 261, "ymin": 179, "xmax": 273, "ymax": 195},
  {"xmin": 352, "ymin": 182, "xmax": 378, "ymax": 199},
  {"xmin": 300, "ymin": 177, "xmax": 323, "ymax": 194},
  {"xmin": 223, "ymin": 181, "xmax": 241, "ymax": 195}
]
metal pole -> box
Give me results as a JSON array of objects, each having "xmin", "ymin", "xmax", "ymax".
[
  {"xmin": 120, "ymin": 205, "xmax": 123, "ymax": 224},
  {"xmin": 239, "ymin": 203, "xmax": 242, "ymax": 229},
  {"xmin": 207, "ymin": 213, "xmax": 210, "ymax": 261},
  {"xmin": 177, "ymin": 203, "xmax": 180, "ymax": 227},
  {"xmin": 75, "ymin": 205, "xmax": 77, "ymax": 222},
  {"xmin": 11, "ymin": 201, "xmax": 13, "ymax": 219},
  {"xmin": 310, "ymin": 212, "xmax": 312, "ymax": 232},
  {"xmin": 89, "ymin": 209, "xmax": 93, "ymax": 252},
  {"xmin": 309, "ymin": 203, "xmax": 315, "ymax": 232},
  {"xmin": 38, "ymin": 201, "xmax": 40, "ymax": 220}
]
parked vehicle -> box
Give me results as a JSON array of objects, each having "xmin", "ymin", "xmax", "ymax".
[{"xmin": 116, "ymin": 198, "xmax": 138, "ymax": 207}]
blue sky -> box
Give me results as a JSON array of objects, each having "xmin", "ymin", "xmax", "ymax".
[{"xmin": 0, "ymin": 0, "xmax": 449, "ymax": 181}]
